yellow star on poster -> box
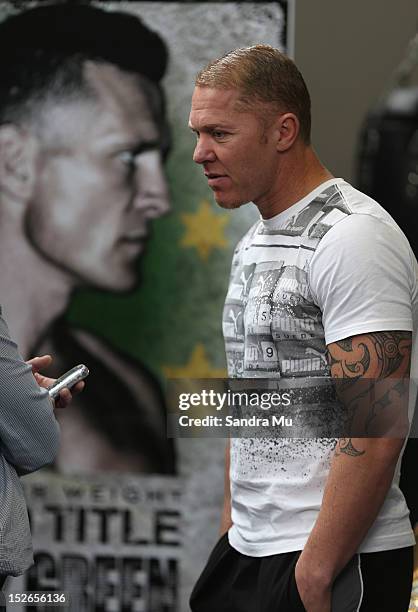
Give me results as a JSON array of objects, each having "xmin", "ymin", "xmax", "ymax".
[
  {"xmin": 180, "ymin": 199, "xmax": 229, "ymax": 260},
  {"xmin": 163, "ymin": 344, "xmax": 227, "ymax": 378}
]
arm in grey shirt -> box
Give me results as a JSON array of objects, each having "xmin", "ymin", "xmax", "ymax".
[{"xmin": 0, "ymin": 311, "xmax": 60, "ymax": 475}]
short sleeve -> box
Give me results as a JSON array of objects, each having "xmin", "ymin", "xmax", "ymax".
[{"xmin": 309, "ymin": 214, "xmax": 416, "ymax": 345}]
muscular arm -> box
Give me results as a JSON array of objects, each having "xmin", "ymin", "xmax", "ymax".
[
  {"xmin": 220, "ymin": 439, "xmax": 232, "ymax": 536},
  {"xmin": 295, "ymin": 331, "xmax": 411, "ymax": 611}
]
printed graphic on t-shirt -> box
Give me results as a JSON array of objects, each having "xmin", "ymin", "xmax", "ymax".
[
  {"xmin": 226, "ymin": 180, "xmax": 417, "ymax": 556},
  {"xmin": 222, "ymin": 185, "xmax": 345, "ymax": 381}
]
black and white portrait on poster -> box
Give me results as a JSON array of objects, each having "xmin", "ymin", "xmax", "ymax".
[{"xmin": 0, "ymin": 2, "xmax": 293, "ymax": 609}]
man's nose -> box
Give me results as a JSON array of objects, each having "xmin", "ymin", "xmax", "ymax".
[
  {"xmin": 193, "ymin": 135, "xmax": 216, "ymax": 165},
  {"xmin": 134, "ymin": 150, "xmax": 170, "ymax": 218}
]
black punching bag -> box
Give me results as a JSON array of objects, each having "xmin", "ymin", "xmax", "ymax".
[{"xmin": 357, "ymin": 86, "xmax": 418, "ymax": 526}]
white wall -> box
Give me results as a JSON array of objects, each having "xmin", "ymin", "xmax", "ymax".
[{"xmin": 295, "ymin": 0, "xmax": 417, "ymax": 181}]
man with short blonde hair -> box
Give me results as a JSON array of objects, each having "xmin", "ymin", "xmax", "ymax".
[
  {"xmin": 195, "ymin": 44, "xmax": 311, "ymax": 143},
  {"xmin": 189, "ymin": 45, "xmax": 416, "ymax": 612}
]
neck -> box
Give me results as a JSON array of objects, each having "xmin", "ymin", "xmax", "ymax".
[
  {"xmin": 0, "ymin": 206, "xmax": 74, "ymax": 358},
  {"xmin": 256, "ymin": 145, "xmax": 334, "ymax": 219}
]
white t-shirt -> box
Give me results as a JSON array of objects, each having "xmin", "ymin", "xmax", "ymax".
[{"xmin": 224, "ymin": 179, "xmax": 417, "ymax": 556}]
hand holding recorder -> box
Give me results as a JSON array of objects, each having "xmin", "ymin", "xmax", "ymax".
[{"xmin": 27, "ymin": 355, "xmax": 88, "ymax": 409}]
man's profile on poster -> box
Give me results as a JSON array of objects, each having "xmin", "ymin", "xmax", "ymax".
[{"xmin": 0, "ymin": 3, "xmax": 175, "ymax": 474}]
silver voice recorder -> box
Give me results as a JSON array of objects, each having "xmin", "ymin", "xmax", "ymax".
[{"xmin": 47, "ymin": 364, "xmax": 89, "ymax": 400}]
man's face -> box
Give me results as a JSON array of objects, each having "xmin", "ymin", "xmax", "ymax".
[
  {"xmin": 189, "ymin": 86, "xmax": 278, "ymax": 210},
  {"xmin": 26, "ymin": 62, "xmax": 170, "ymax": 291}
]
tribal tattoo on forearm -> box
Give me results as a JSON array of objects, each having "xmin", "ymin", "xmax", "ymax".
[
  {"xmin": 335, "ymin": 438, "xmax": 365, "ymax": 457},
  {"xmin": 327, "ymin": 331, "xmax": 412, "ymax": 457}
]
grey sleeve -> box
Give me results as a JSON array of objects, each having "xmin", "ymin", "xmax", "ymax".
[{"xmin": 0, "ymin": 311, "xmax": 60, "ymax": 475}]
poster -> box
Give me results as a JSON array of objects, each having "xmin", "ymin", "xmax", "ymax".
[{"xmin": 0, "ymin": 2, "xmax": 291, "ymax": 609}]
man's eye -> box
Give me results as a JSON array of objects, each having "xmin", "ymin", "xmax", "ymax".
[
  {"xmin": 118, "ymin": 151, "xmax": 136, "ymax": 167},
  {"xmin": 213, "ymin": 131, "xmax": 226, "ymax": 139}
]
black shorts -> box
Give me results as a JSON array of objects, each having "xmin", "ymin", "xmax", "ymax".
[{"xmin": 190, "ymin": 533, "xmax": 414, "ymax": 612}]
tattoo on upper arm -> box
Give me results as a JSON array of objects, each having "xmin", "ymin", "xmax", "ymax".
[
  {"xmin": 327, "ymin": 332, "xmax": 412, "ymax": 458},
  {"xmin": 327, "ymin": 331, "xmax": 411, "ymax": 379}
]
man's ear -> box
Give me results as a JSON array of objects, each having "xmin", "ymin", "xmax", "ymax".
[
  {"xmin": 274, "ymin": 113, "xmax": 300, "ymax": 152},
  {"xmin": 0, "ymin": 124, "xmax": 37, "ymax": 201}
]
